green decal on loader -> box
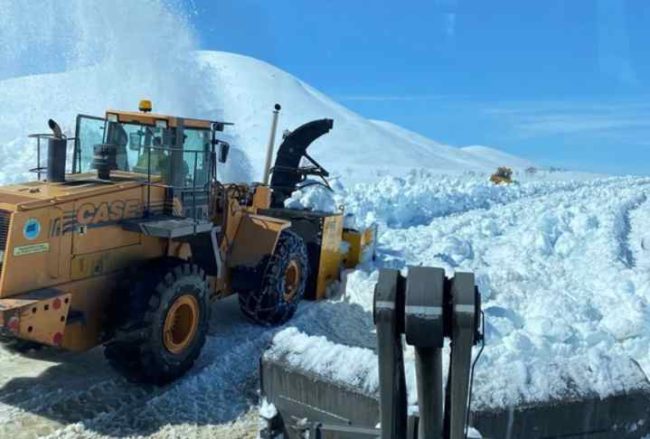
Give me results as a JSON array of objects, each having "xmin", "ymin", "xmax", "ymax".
[{"xmin": 13, "ymin": 243, "xmax": 50, "ymax": 256}]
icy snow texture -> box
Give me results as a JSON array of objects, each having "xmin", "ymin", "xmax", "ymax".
[
  {"xmin": 269, "ymin": 171, "xmax": 650, "ymax": 412},
  {"xmin": 264, "ymin": 327, "xmax": 379, "ymax": 395},
  {"xmin": 283, "ymin": 183, "xmax": 339, "ymax": 213},
  {"xmin": 339, "ymin": 173, "xmax": 650, "ymax": 409}
]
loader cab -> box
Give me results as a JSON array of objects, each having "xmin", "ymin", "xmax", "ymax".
[{"xmin": 73, "ymin": 107, "xmax": 229, "ymax": 221}]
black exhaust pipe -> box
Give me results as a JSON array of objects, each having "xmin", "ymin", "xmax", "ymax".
[{"xmin": 47, "ymin": 119, "xmax": 66, "ymax": 183}]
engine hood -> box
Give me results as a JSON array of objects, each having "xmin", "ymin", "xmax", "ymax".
[{"xmin": 0, "ymin": 171, "xmax": 147, "ymax": 212}]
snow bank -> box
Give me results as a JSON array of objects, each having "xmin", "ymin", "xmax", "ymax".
[
  {"xmin": 337, "ymin": 170, "xmax": 589, "ymax": 229},
  {"xmin": 261, "ymin": 171, "xmax": 650, "ymax": 412},
  {"xmin": 265, "ymin": 327, "xmax": 379, "ymax": 396},
  {"xmin": 0, "ymin": 22, "xmax": 534, "ymax": 188},
  {"xmin": 338, "ymin": 173, "xmax": 650, "ymax": 409}
]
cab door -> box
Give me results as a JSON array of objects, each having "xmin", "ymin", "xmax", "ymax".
[{"xmin": 74, "ymin": 115, "xmax": 106, "ymax": 173}]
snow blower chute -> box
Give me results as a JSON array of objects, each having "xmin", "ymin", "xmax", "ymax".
[{"xmin": 269, "ymin": 118, "xmax": 334, "ymax": 208}]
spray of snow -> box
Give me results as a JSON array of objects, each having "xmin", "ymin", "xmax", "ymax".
[
  {"xmin": 0, "ymin": 4, "xmax": 534, "ymax": 187},
  {"xmin": 0, "ymin": 0, "xmax": 252, "ymax": 183}
]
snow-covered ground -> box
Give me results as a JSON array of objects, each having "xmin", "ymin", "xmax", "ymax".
[{"xmin": 275, "ymin": 171, "xmax": 650, "ymax": 410}]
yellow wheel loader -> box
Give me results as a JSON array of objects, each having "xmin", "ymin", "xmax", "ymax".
[{"xmin": 0, "ymin": 102, "xmax": 375, "ymax": 384}]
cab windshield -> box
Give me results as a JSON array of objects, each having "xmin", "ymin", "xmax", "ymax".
[{"xmin": 74, "ymin": 115, "xmax": 212, "ymax": 188}]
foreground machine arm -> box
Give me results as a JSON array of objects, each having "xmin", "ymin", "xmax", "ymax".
[{"xmin": 261, "ymin": 266, "xmax": 484, "ymax": 439}]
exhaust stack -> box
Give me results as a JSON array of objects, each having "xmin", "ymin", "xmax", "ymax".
[
  {"xmin": 262, "ymin": 103, "xmax": 281, "ymax": 185},
  {"xmin": 46, "ymin": 119, "xmax": 66, "ymax": 183}
]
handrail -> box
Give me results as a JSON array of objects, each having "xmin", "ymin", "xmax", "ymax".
[
  {"xmin": 28, "ymin": 133, "xmax": 76, "ymax": 181},
  {"xmin": 139, "ymin": 145, "xmax": 210, "ymax": 225}
]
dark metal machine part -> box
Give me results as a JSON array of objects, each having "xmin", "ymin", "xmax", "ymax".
[
  {"xmin": 269, "ymin": 118, "xmax": 334, "ymax": 208},
  {"xmin": 261, "ymin": 266, "xmax": 483, "ymax": 439}
]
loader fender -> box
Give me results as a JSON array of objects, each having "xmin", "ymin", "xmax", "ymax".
[{"xmin": 227, "ymin": 214, "xmax": 290, "ymax": 269}]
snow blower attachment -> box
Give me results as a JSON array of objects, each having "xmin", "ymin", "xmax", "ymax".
[{"xmin": 260, "ymin": 266, "xmax": 484, "ymax": 439}]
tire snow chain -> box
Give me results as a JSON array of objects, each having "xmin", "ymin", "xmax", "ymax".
[{"xmin": 373, "ymin": 267, "xmax": 483, "ymax": 439}]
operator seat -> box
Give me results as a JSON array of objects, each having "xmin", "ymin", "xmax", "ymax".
[{"xmin": 106, "ymin": 122, "xmax": 129, "ymax": 171}]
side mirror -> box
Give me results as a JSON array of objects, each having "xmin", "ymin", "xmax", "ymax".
[{"xmin": 218, "ymin": 141, "xmax": 230, "ymax": 163}]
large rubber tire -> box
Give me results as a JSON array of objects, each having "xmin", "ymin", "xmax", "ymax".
[
  {"xmin": 104, "ymin": 258, "xmax": 210, "ymax": 385},
  {"xmin": 237, "ymin": 230, "xmax": 308, "ymax": 326}
]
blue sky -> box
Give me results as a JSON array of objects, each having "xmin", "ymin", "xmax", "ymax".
[{"xmin": 190, "ymin": 0, "xmax": 650, "ymax": 175}]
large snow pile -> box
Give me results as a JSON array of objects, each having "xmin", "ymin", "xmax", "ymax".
[
  {"xmin": 337, "ymin": 173, "xmax": 650, "ymax": 409},
  {"xmin": 265, "ymin": 172, "xmax": 650, "ymax": 412},
  {"xmin": 195, "ymin": 56, "xmax": 535, "ymax": 181},
  {"xmin": 0, "ymin": 2, "xmax": 532, "ymax": 187}
]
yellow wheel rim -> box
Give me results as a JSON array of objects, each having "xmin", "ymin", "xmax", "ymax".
[
  {"xmin": 283, "ymin": 260, "xmax": 301, "ymax": 303},
  {"xmin": 163, "ymin": 294, "xmax": 199, "ymax": 355}
]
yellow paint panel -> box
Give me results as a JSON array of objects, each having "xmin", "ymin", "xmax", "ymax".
[
  {"xmin": 315, "ymin": 214, "xmax": 343, "ymax": 300},
  {"xmin": 252, "ymin": 186, "xmax": 271, "ymax": 210},
  {"xmin": 228, "ymin": 214, "xmax": 289, "ymax": 268},
  {"xmin": 72, "ymin": 188, "xmax": 144, "ymax": 255},
  {"xmin": 1, "ymin": 209, "xmax": 61, "ymax": 297},
  {"xmin": 342, "ymin": 224, "xmax": 377, "ymax": 269}
]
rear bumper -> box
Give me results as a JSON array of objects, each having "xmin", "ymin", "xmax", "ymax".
[{"xmin": 0, "ymin": 288, "xmax": 71, "ymax": 347}]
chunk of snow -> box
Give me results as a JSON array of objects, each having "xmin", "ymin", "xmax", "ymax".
[
  {"xmin": 265, "ymin": 327, "xmax": 380, "ymax": 396},
  {"xmin": 284, "ymin": 184, "xmax": 338, "ymax": 213}
]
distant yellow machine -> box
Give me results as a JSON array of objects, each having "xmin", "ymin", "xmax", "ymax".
[
  {"xmin": 490, "ymin": 166, "xmax": 514, "ymax": 185},
  {"xmin": 0, "ymin": 102, "xmax": 373, "ymax": 384}
]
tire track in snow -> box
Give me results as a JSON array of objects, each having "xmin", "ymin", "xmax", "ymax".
[
  {"xmin": 378, "ymin": 178, "xmax": 650, "ymax": 274},
  {"xmin": 615, "ymin": 193, "xmax": 648, "ymax": 269},
  {"xmin": 624, "ymin": 193, "xmax": 650, "ymax": 271},
  {"xmin": 14, "ymin": 298, "xmax": 373, "ymax": 438},
  {"xmin": 0, "ymin": 300, "xmax": 267, "ymax": 438}
]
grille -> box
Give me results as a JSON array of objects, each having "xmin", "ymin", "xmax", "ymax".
[{"xmin": 0, "ymin": 210, "xmax": 10, "ymax": 277}]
